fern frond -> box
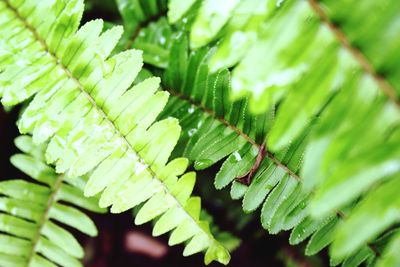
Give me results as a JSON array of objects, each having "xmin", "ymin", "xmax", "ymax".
[
  {"xmin": 159, "ymin": 34, "xmax": 270, "ymax": 176},
  {"xmin": 0, "ymin": 0, "xmax": 229, "ymax": 264},
  {"xmin": 167, "ymin": 0, "xmax": 198, "ymax": 24},
  {"xmin": 331, "ymin": 173, "xmax": 400, "ymax": 260},
  {"xmin": 375, "ymin": 230, "xmax": 400, "ymax": 267},
  {"xmin": 128, "ymin": 17, "xmax": 175, "ymax": 68},
  {"xmin": 115, "ymin": 0, "xmax": 168, "ymax": 55},
  {"xmin": 165, "ymin": 1, "xmax": 400, "ymax": 265},
  {"xmin": 0, "ymin": 135, "xmax": 104, "ymax": 267},
  {"xmin": 149, "ymin": 27, "xmax": 343, "ymax": 262},
  {"xmin": 170, "ymin": 0, "xmax": 400, "ymax": 107},
  {"xmin": 126, "ymin": 14, "xmax": 400, "ymax": 264},
  {"xmin": 118, "ymin": 14, "xmax": 270, "ymax": 180},
  {"xmin": 117, "ymin": 0, "xmax": 167, "ymax": 32}
]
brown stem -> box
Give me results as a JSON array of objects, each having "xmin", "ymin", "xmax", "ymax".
[
  {"xmin": 236, "ymin": 143, "xmax": 266, "ymax": 186},
  {"xmin": 308, "ymin": 0, "xmax": 399, "ymax": 107}
]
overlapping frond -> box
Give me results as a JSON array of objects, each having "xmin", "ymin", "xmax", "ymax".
[
  {"xmin": 2, "ymin": 0, "xmax": 399, "ymax": 265},
  {"xmin": 0, "ymin": 0, "xmax": 229, "ymax": 264},
  {"xmin": 165, "ymin": 1, "xmax": 400, "ymax": 265},
  {"xmin": 159, "ymin": 34, "xmax": 270, "ymax": 174},
  {"xmin": 121, "ymin": 6, "xmax": 400, "ymax": 265},
  {"xmin": 170, "ymin": 0, "xmax": 400, "ymax": 106},
  {"xmin": 140, "ymin": 27, "xmax": 348, "ymax": 264},
  {"xmin": 0, "ymin": 135, "xmax": 105, "ymax": 267}
]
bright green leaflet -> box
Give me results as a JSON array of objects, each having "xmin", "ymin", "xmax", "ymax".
[
  {"xmin": 126, "ymin": 16, "xmax": 369, "ymax": 266},
  {"xmin": 132, "ymin": 1, "xmax": 400, "ymax": 265},
  {"xmin": 0, "ymin": 0, "xmax": 229, "ymax": 264},
  {"xmin": 0, "ymin": 135, "xmax": 105, "ymax": 267}
]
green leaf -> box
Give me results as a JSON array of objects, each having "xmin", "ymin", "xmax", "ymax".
[
  {"xmin": 36, "ymin": 237, "xmax": 82, "ymax": 267},
  {"xmin": 190, "ymin": 0, "xmax": 241, "ymax": 49},
  {"xmin": 0, "ymin": 213, "xmax": 36, "ymax": 240},
  {"xmin": 131, "ymin": 18, "xmax": 175, "ymax": 68},
  {"xmin": 289, "ymin": 215, "xmax": 335, "ymax": 246},
  {"xmin": 4, "ymin": 0, "xmax": 400, "ymax": 265},
  {"xmin": 168, "ymin": 0, "xmax": 197, "ymax": 23},
  {"xmin": 341, "ymin": 247, "xmax": 374, "ymax": 267},
  {"xmin": 42, "ymin": 221, "xmax": 83, "ymax": 258},
  {"xmin": 10, "ymin": 154, "xmax": 55, "ymax": 186},
  {"xmin": 0, "ymin": 253, "xmax": 26, "ymax": 267},
  {"xmin": 49, "ymin": 203, "xmax": 97, "ymax": 236},
  {"xmin": 0, "ymin": 136, "xmax": 103, "ymax": 266},
  {"xmin": 305, "ymin": 216, "xmax": 338, "ymax": 256},
  {"xmin": 260, "ymin": 175, "xmax": 298, "ymax": 230},
  {"xmin": 331, "ymin": 174, "xmax": 400, "ymax": 261},
  {"xmin": 376, "ymin": 232, "xmax": 400, "ymax": 267},
  {"xmin": 0, "ymin": 0, "xmax": 229, "ymax": 263},
  {"xmin": 215, "ymin": 143, "xmax": 258, "ymax": 190},
  {"xmin": 242, "ymin": 159, "xmax": 286, "ymax": 212},
  {"xmin": 0, "ymin": 234, "xmax": 30, "ymax": 257},
  {"xmin": 230, "ymin": 181, "xmax": 248, "ymax": 200}
]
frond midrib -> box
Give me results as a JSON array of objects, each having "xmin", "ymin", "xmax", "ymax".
[
  {"xmin": 167, "ymin": 88, "xmax": 301, "ymax": 181},
  {"xmin": 167, "ymin": 89, "xmax": 381, "ymax": 258},
  {"xmin": 307, "ymin": 0, "xmax": 400, "ymax": 107},
  {"xmin": 25, "ymin": 174, "xmax": 64, "ymax": 267},
  {"xmin": 4, "ymin": 0, "xmax": 215, "ymax": 245}
]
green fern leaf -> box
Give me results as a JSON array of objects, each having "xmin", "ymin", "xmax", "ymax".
[
  {"xmin": 158, "ymin": 34, "xmax": 272, "ymax": 172},
  {"xmin": 117, "ymin": 0, "xmax": 167, "ymax": 32},
  {"xmin": 115, "ymin": 0, "xmax": 169, "ymax": 55},
  {"xmin": 149, "ymin": 26, "xmax": 349, "ymax": 262},
  {"xmin": 172, "ymin": 0, "xmax": 400, "ymax": 107},
  {"xmin": 128, "ymin": 17, "xmax": 175, "ymax": 68},
  {"xmin": 128, "ymin": 14, "xmax": 400, "ymax": 265},
  {"xmin": 0, "ymin": 135, "xmax": 104, "ymax": 267},
  {"xmin": 0, "ymin": 0, "xmax": 229, "ymax": 264},
  {"xmin": 3, "ymin": 0, "xmax": 398, "ymax": 265},
  {"xmin": 331, "ymin": 173, "xmax": 400, "ymax": 261},
  {"xmin": 131, "ymin": 21, "xmax": 340, "ymax": 262},
  {"xmin": 165, "ymin": 1, "xmax": 400, "ymax": 265},
  {"xmin": 167, "ymin": 0, "xmax": 197, "ymax": 23},
  {"xmin": 375, "ymin": 231, "xmax": 400, "ymax": 267}
]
